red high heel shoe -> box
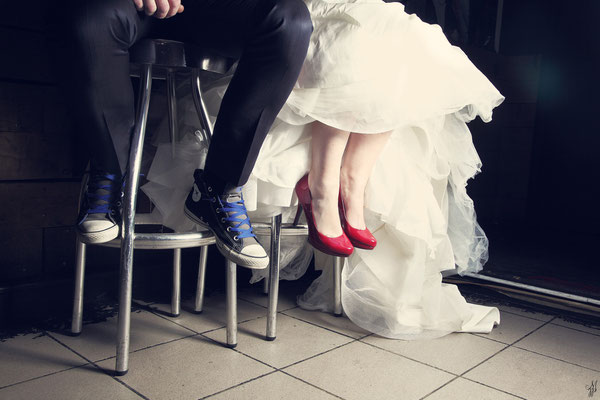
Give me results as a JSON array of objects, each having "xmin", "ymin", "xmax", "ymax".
[
  {"xmin": 294, "ymin": 175, "xmax": 354, "ymax": 257},
  {"xmin": 338, "ymin": 194, "xmax": 377, "ymax": 250}
]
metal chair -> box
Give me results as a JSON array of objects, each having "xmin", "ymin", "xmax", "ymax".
[{"xmin": 70, "ymin": 39, "xmax": 237, "ymax": 376}]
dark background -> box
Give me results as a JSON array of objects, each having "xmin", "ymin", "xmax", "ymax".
[{"xmin": 1, "ymin": 0, "xmax": 598, "ymax": 329}]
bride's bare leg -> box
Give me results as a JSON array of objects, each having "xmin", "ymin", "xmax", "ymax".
[
  {"xmin": 340, "ymin": 131, "xmax": 392, "ymax": 229},
  {"xmin": 308, "ymin": 121, "xmax": 350, "ymax": 237}
]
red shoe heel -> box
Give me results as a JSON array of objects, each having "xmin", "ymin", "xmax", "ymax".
[
  {"xmin": 295, "ymin": 175, "xmax": 354, "ymax": 257},
  {"xmin": 339, "ymin": 195, "xmax": 377, "ymax": 250}
]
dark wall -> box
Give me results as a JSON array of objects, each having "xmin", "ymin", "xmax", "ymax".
[
  {"xmin": 0, "ymin": 1, "xmax": 164, "ymax": 294},
  {"xmin": 466, "ymin": 0, "xmax": 600, "ymax": 236},
  {"xmin": 0, "ymin": 1, "xmax": 82, "ymax": 286},
  {"xmin": 527, "ymin": 1, "xmax": 600, "ymax": 234}
]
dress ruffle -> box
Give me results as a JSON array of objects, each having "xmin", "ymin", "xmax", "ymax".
[{"xmin": 142, "ymin": 0, "xmax": 503, "ymax": 339}]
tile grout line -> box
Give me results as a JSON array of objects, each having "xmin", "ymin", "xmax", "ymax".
[
  {"xmin": 112, "ymin": 378, "xmax": 153, "ymax": 400},
  {"xmin": 505, "ymin": 315, "xmax": 556, "ymax": 348},
  {"xmin": 198, "ymin": 370, "xmax": 279, "ymax": 400},
  {"xmin": 461, "ymin": 377, "xmax": 529, "ymax": 400},
  {"xmin": 471, "ymin": 312, "xmax": 600, "ymax": 348},
  {"xmin": 418, "ymin": 376, "xmax": 461, "ymax": 400},
  {"xmin": 358, "ymin": 339, "xmax": 462, "ymax": 377},
  {"xmin": 281, "ymin": 305, "xmax": 301, "ymax": 312},
  {"xmin": 278, "ymin": 338, "xmax": 359, "ymax": 371},
  {"xmin": 0, "ymin": 362, "xmax": 87, "ymax": 391},
  {"xmin": 197, "ymin": 331, "xmax": 281, "ymax": 371},
  {"xmin": 471, "ymin": 332, "xmax": 516, "ymax": 346},
  {"xmin": 464, "ymin": 304, "xmax": 600, "ymax": 331},
  {"xmin": 510, "ymin": 345, "xmax": 600, "ymax": 373},
  {"xmin": 134, "ymin": 302, "xmax": 200, "ymax": 335},
  {"xmin": 0, "ymin": 332, "xmax": 98, "ymax": 391},
  {"xmin": 46, "ymin": 332, "xmax": 152, "ymax": 400},
  {"xmin": 279, "ymin": 370, "xmax": 347, "ymax": 400},
  {"xmin": 233, "ymin": 295, "xmax": 267, "ymax": 310},
  {"xmin": 191, "ymin": 310, "xmax": 293, "ymax": 336},
  {"xmin": 497, "ymin": 308, "xmax": 556, "ymax": 322},
  {"xmin": 237, "ymin": 294, "xmax": 300, "ymax": 314},
  {"xmin": 548, "ymin": 321, "xmax": 600, "ymax": 338},
  {"xmin": 280, "ymin": 310, "xmax": 368, "ymax": 340},
  {"xmin": 120, "ymin": 332, "xmax": 200, "ymax": 357},
  {"xmin": 141, "ymin": 298, "xmax": 278, "ymax": 336}
]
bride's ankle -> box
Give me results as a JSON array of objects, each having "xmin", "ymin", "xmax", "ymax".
[
  {"xmin": 339, "ymin": 173, "xmax": 367, "ymax": 229},
  {"xmin": 308, "ymin": 173, "xmax": 339, "ymax": 202},
  {"xmin": 311, "ymin": 197, "xmax": 343, "ymax": 236},
  {"xmin": 340, "ymin": 181, "xmax": 367, "ymax": 210},
  {"xmin": 340, "ymin": 171, "xmax": 368, "ymax": 197}
]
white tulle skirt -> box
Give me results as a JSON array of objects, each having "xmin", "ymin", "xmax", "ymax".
[{"xmin": 142, "ymin": 0, "xmax": 503, "ymax": 339}]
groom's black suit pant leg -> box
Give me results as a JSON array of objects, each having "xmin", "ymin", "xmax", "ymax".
[{"xmin": 63, "ymin": 0, "xmax": 312, "ymax": 186}]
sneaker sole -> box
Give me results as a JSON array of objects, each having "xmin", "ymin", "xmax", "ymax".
[
  {"xmin": 77, "ymin": 224, "xmax": 119, "ymax": 245},
  {"xmin": 184, "ymin": 206, "xmax": 269, "ymax": 270}
]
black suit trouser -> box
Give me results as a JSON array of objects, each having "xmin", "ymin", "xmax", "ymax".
[{"xmin": 62, "ymin": 0, "xmax": 312, "ymax": 187}]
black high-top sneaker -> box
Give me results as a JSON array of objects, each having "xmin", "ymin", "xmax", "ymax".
[
  {"xmin": 184, "ymin": 169, "xmax": 269, "ymax": 269},
  {"xmin": 76, "ymin": 172, "xmax": 122, "ymax": 244}
]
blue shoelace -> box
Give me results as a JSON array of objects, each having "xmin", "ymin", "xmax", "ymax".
[
  {"xmin": 214, "ymin": 193, "xmax": 256, "ymax": 240},
  {"xmin": 86, "ymin": 173, "xmax": 120, "ymax": 214}
]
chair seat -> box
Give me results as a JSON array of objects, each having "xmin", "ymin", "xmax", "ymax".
[
  {"xmin": 130, "ymin": 39, "xmax": 236, "ymax": 74},
  {"xmin": 98, "ymin": 230, "xmax": 216, "ymax": 250},
  {"xmin": 253, "ymin": 222, "xmax": 308, "ymax": 237}
]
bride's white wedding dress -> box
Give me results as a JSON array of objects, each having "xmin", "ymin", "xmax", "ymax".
[{"xmin": 142, "ymin": 0, "xmax": 504, "ymax": 339}]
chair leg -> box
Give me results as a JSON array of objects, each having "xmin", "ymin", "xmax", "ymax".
[
  {"xmin": 171, "ymin": 248, "xmax": 181, "ymax": 317},
  {"xmin": 167, "ymin": 70, "xmax": 179, "ymax": 157},
  {"xmin": 263, "ymin": 274, "xmax": 269, "ymax": 294},
  {"xmin": 115, "ymin": 64, "xmax": 153, "ymax": 376},
  {"xmin": 194, "ymin": 245, "xmax": 208, "ymax": 313},
  {"xmin": 266, "ymin": 214, "xmax": 282, "ymax": 341},
  {"xmin": 333, "ymin": 256, "xmax": 343, "ymax": 317},
  {"xmin": 225, "ymin": 259, "xmax": 237, "ymax": 348},
  {"xmin": 71, "ymin": 239, "xmax": 86, "ymax": 336},
  {"xmin": 191, "ymin": 69, "xmax": 214, "ymax": 144}
]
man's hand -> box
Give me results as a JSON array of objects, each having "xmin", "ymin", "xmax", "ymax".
[{"xmin": 133, "ymin": 0, "xmax": 184, "ymax": 18}]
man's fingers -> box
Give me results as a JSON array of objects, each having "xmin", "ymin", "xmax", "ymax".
[
  {"xmin": 143, "ymin": 0, "xmax": 157, "ymax": 15},
  {"xmin": 153, "ymin": 0, "xmax": 171, "ymax": 18},
  {"xmin": 132, "ymin": 0, "xmax": 144, "ymax": 11},
  {"xmin": 139, "ymin": 0, "xmax": 181, "ymax": 18},
  {"xmin": 165, "ymin": 0, "xmax": 181, "ymax": 18}
]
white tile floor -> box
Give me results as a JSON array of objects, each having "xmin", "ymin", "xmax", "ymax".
[{"xmin": 1, "ymin": 288, "xmax": 599, "ymax": 400}]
